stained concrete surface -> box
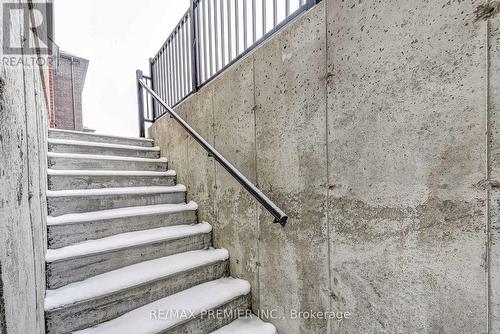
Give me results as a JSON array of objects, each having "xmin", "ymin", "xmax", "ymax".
[
  {"xmin": 149, "ymin": 0, "xmax": 498, "ymax": 332},
  {"xmin": 489, "ymin": 7, "xmax": 500, "ymax": 333},
  {"xmin": 0, "ymin": 1, "xmax": 50, "ymax": 333},
  {"xmin": 327, "ymin": 0, "xmax": 488, "ymax": 332}
]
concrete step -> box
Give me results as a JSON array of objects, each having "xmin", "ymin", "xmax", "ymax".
[
  {"xmin": 74, "ymin": 278, "xmax": 251, "ymax": 334},
  {"xmin": 48, "ymin": 129, "xmax": 154, "ymax": 147},
  {"xmin": 48, "ymin": 138, "xmax": 160, "ymax": 159},
  {"xmin": 48, "ymin": 169, "xmax": 177, "ymax": 190},
  {"xmin": 210, "ymin": 315, "xmax": 277, "ymax": 334},
  {"xmin": 48, "ymin": 152, "xmax": 169, "ymax": 171},
  {"xmin": 47, "ymin": 202, "xmax": 198, "ymax": 248},
  {"xmin": 45, "ymin": 249, "xmax": 229, "ymax": 334},
  {"xmin": 46, "ymin": 223, "xmax": 213, "ymax": 289},
  {"xmin": 47, "ymin": 185, "xmax": 187, "ymax": 216}
]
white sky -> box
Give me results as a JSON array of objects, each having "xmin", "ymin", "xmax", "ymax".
[{"xmin": 55, "ymin": 0, "xmax": 190, "ymax": 137}]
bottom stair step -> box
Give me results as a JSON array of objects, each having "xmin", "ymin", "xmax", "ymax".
[
  {"xmin": 210, "ymin": 315, "xmax": 277, "ymax": 334},
  {"xmin": 45, "ymin": 249, "xmax": 229, "ymax": 334},
  {"xmin": 75, "ymin": 278, "xmax": 251, "ymax": 334}
]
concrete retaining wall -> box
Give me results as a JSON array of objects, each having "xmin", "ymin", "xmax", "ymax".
[
  {"xmin": 150, "ymin": 1, "xmax": 499, "ymax": 332},
  {"xmin": 0, "ymin": 1, "xmax": 50, "ymax": 332}
]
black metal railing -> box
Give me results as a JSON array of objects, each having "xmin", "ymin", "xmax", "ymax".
[
  {"xmin": 136, "ymin": 71, "xmax": 288, "ymax": 226},
  {"xmin": 136, "ymin": 71, "xmax": 155, "ymax": 137},
  {"xmin": 149, "ymin": 0, "xmax": 321, "ymax": 118}
]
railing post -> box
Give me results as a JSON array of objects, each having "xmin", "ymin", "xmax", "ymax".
[
  {"xmin": 136, "ymin": 70, "xmax": 146, "ymax": 138},
  {"xmin": 149, "ymin": 58, "xmax": 156, "ymax": 120},
  {"xmin": 190, "ymin": 0, "xmax": 199, "ymax": 93}
]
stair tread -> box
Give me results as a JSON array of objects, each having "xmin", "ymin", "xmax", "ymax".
[
  {"xmin": 48, "ymin": 129, "xmax": 154, "ymax": 143},
  {"xmin": 47, "ymin": 185, "xmax": 186, "ymax": 198},
  {"xmin": 46, "ymin": 222, "xmax": 211, "ymax": 262},
  {"xmin": 45, "ymin": 248, "xmax": 229, "ymax": 310},
  {"xmin": 47, "ymin": 202, "xmax": 197, "ymax": 226},
  {"xmin": 47, "ymin": 169, "xmax": 176, "ymax": 177},
  {"xmin": 48, "ymin": 138, "xmax": 160, "ymax": 151},
  {"xmin": 48, "ymin": 152, "xmax": 168, "ymax": 162},
  {"xmin": 74, "ymin": 278, "xmax": 251, "ymax": 334},
  {"xmin": 210, "ymin": 315, "xmax": 277, "ymax": 334}
]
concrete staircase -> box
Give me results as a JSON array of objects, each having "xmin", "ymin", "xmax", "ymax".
[{"xmin": 44, "ymin": 129, "xmax": 277, "ymax": 334}]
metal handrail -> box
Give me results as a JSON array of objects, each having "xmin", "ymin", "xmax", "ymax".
[{"xmin": 136, "ymin": 71, "xmax": 287, "ymax": 226}]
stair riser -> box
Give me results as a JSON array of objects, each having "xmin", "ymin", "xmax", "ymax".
[
  {"xmin": 48, "ymin": 157, "xmax": 168, "ymax": 171},
  {"xmin": 48, "ymin": 143, "xmax": 160, "ymax": 159},
  {"xmin": 45, "ymin": 262, "xmax": 229, "ymax": 334},
  {"xmin": 48, "ymin": 210, "xmax": 197, "ymax": 248},
  {"xmin": 46, "ymin": 233, "xmax": 212, "ymax": 289},
  {"xmin": 48, "ymin": 174, "xmax": 176, "ymax": 190},
  {"xmin": 48, "ymin": 131, "xmax": 154, "ymax": 147},
  {"xmin": 163, "ymin": 294, "xmax": 251, "ymax": 334},
  {"xmin": 47, "ymin": 192, "xmax": 186, "ymax": 216}
]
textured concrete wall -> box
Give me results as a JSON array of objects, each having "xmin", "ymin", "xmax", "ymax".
[
  {"xmin": 0, "ymin": 1, "xmax": 49, "ymax": 333},
  {"xmin": 150, "ymin": 1, "xmax": 499, "ymax": 332}
]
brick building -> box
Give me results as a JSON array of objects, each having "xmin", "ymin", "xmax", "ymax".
[{"xmin": 52, "ymin": 51, "xmax": 89, "ymax": 131}]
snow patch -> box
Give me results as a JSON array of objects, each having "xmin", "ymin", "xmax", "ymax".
[
  {"xmin": 45, "ymin": 248, "xmax": 229, "ymax": 310},
  {"xmin": 74, "ymin": 278, "xmax": 251, "ymax": 334},
  {"xmin": 46, "ymin": 222, "xmax": 212, "ymax": 262},
  {"xmin": 48, "ymin": 138, "xmax": 160, "ymax": 151},
  {"xmin": 49, "ymin": 128, "xmax": 154, "ymax": 142},
  {"xmin": 48, "ymin": 152, "xmax": 168, "ymax": 163},
  {"xmin": 47, "ymin": 169, "xmax": 176, "ymax": 177},
  {"xmin": 47, "ymin": 202, "xmax": 198, "ymax": 226},
  {"xmin": 46, "ymin": 185, "xmax": 186, "ymax": 198}
]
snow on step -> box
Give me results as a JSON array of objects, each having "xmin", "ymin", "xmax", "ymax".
[
  {"xmin": 211, "ymin": 315, "xmax": 277, "ymax": 334},
  {"xmin": 74, "ymin": 278, "xmax": 251, "ymax": 334},
  {"xmin": 46, "ymin": 222, "xmax": 212, "ymax": 262},
  {"xmin": 48, "ymin": 138, "xmax": 160, "ymax": 151},
  {"xmin": 49, "ymin": 128, "xmax": 154, "ymax": 143},
  {"xmin": 47, "ymin": 169, "xmax": 176, "ymax": 177},
  {"xmin": 47, "ymin": 202, "xmax": 198, "ymax": 226},
  {"xmin": 48, "ymin": 152, "xmax": 168, "ymax": 163},
  {"xmin": 45, "ymin": 248, "xmax": 229, "ymax": 310},
  {"xmin": 46, "ymin": 185, "xmax": 186, "ymax": 198}
]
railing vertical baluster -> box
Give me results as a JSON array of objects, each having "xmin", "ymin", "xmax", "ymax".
[
  {"xmin": 220, "ymin": 0, "xmax": 225, "ymax": 67},
  {"xmin": 176, "ymin": 28, "xmax": 182, "ymax": 103},
  {"xmin": 168, "ymin": 39, "xmax": 174, "ymax": 107},
  {"xmin": 252, "ymin": 0, "xmax": 256, "ymax": 43},
  {"xmin": 191, "ymin": 1, "xmax": 199, "ymax": 92},
  {"xmin": 214, "ymin": 0, "xmax": 219, "ymax": 71},
  {"xmin": 186, "ymin": 14, "xmax": 192, "ymax": 93},
  {"xmin": 181, "ymin": 17, "xmax": 187, "ymax": 98},
  {"xmin": 227, "ymin": 0, "xmax": 232, "ymax": 61},
  {"xmin": 201, "ymin": 0, "xmax": 207, "ymax": 82},
  {"xmin": 273, "ymin": 0, "xmax": 277, "ymax": 27},
  {"xmin": 163, "ymin": 48, "xmax": 168, "ymax": 106},
  {"xmin": 235, "ymin": 0, "xmax": 239, "ymax": 55},
  {"xmin": 285, "ymin": 0, "xmax": 290, "ymax": 17},
  {"xmin": 208, "ymin": 0, "xmax": 213, "ymax": 77},
  {"xmin": 262, "ymin": 0, "xmax": 266, "ymax": 36},
  {"xmin": 243, "ymin": 0, "xmax": 247, "ymax": 48},
  {"xmin": 173, "ymin": 33, "xmax": 178, "ymax": 105},
  {"xmin": 158, "ymin": 50, "xmax": 164, "ymax": 109}
]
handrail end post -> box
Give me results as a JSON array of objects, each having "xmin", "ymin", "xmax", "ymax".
[
  {"xmin": 136, "ymin": 70, "xmax": 146, "ymax": 138},
  {"xmin": 274, "ymin": 215, "xmax": 288, "ymax": 227}
]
